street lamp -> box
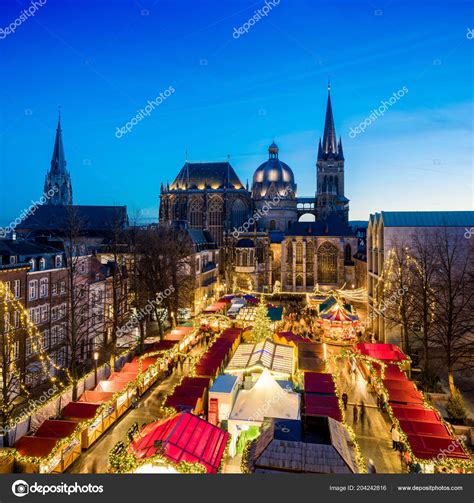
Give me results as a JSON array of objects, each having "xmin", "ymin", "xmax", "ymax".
[{"xmin": 93, "ymin": 351, "xmax": 99, "ymax": 386}]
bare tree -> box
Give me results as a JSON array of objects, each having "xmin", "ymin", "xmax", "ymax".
[
  {"xmin": 409, "ymin": 231, "xmax": 439, "ymax": 371},
  {"xmin": 60, "ymin": 207, "xmax": 103, "ymax": 400},
  {"xmin": 378, "ymin": 239, "xmax": 417, "ymax": 353},
  {"xmin": 431, "ymin": 229, "xmax": 474, "ymax": 393}
]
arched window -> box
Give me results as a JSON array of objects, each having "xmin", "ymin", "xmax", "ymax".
[
  {"xmin": 208, "ymin": 197, "xmax": 223, "ymax": 245},
  {"xmin": 231, "ymin": 199, "xmax": 247, "ymax": 228},
  {"xmin": 344, "ymin": 243, "xmax": 352, "ymax": 263},
  {"xmin": 306, "ymin": 241, "xmax": 314, "ymax": 284},
  {"xmin": 286, "ymin": 242, "xmax": 293, "ymax": 265},
  {"xmin": 296, "ymin": 275, "xmax": 303, "ymax": 288},
  {"xmin": 189, "ymin": 199, "xmax": 203, "ymax": 228},
  {"xmin": 296, "ymin": 242, "xmax": 303, "ymax": 264},
  {"xmin": 269, "ymin": 220, "xmax": 276, "ymax": 231},
  {"xmin": 256, "ymin": 242, "xmax": 265, "ymax": 262},
  {"xmin": 317, "ymin": 242, "xmax": 338, "ymax": 284},
  {"xmin": 29, "ymin": 258, "xmax": 36, "ymax": 271}
]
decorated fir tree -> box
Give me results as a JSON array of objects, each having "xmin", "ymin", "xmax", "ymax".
[{"xmin": 250, "ymin": 296, "xmax": 273, "ymax": 343}]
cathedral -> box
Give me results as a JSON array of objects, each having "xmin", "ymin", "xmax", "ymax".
[{"xmin": 159, "ymin": 86, "xmax": 358, "ymax": 293}]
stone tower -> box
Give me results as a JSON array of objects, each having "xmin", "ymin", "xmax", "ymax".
[
  {"xmin": 44, "ymin": 110, "xmax": 73, "ymax": 205},
  {"xmin": 316, "ymin": 84, "xmax": 348, "ymax": 221}
]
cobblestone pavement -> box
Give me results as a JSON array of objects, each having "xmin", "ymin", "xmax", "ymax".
[{"xmin": 333, "ymin": 355, "xmax": 404, "ymax": 473}]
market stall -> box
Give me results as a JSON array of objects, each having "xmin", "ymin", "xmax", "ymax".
[
  {"xmin": 304, "ymin": 394, "xmax": 342, "ymax": 422},
  {"xmin": 227, "ymin": 370, "xmax": 300, "ymax": 456},
  {"xmin": 14, "ymin": 420, "xmax": 82, "ymax": 473},
  {"xmin": 208, "ymin": 374, "xmax": 240, "ymax": 425},
  {"xmin": 129, "ymin": 412, "xmax": 229, "ymax": 474},
  {"xmin": 304, "ymin": 372, "xmax": 336, "ymax": 395},
  {"xmin": 274, "ymin": 331, "xmax": 312, "ymax": 347},
  {"xmin": 225, "ymin": 339, "xmax": 295, "ymax": 378},
  {"xmin": 61, "ymin": 401, "xmax": 114, "ymax": 449}
]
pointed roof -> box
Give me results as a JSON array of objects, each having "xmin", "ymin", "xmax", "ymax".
[
  {"xmin": 50, "ymin": 111, "xmax": 67, "ymax": 175},
  {"xmin": 322, "ymin": 87, "xmax": 337, "ymax": 155},
  {"xmin": 229, "ymin": 369, "xmax": 300, "ymax": 422}
]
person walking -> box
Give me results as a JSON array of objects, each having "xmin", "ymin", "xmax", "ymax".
[
  {"xmin": 360, "ymin": 401, "xmax": 366, "ymax": 423},
  {"xmin": 342, "ymin": 392, "xmax": 348, "ymax": 410},
  {"xmin": 391, "ymin": 424, "xmax": 400, "ymax": 450},
  {"xmin": 367, "ymin": 458, "xmax": 377, "ymax": 473},
  {"xmin": 353, "ymin": 404, "xmax": 358, "ymax": 424}
]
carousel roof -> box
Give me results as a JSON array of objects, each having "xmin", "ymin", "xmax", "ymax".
[{"xmin": 319, "ymin": 304, "xmax": 358, "ymax": 323}]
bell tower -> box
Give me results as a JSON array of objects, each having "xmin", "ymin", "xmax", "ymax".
[{"xmin": 316, "ymin": 84, "xmax": 348, "ymax": 221}]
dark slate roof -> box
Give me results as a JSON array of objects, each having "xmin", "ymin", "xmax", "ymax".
[
  {"xmin": 170, "ymin": 162, "xmax": 244, "ymax": 190},
  {"xmin": 379, "ymin": 211, "xmax": 474, "ymax": 228},
  {"xmin": 269, "ymin": 231, "xmax": 285, "ymax": 243},
  {"xmin": 0, "ymin": 240, "xmax": 62, "ymax": 256},
  {"xmin": 186, "ymin": 228, "xmax": 217, "ymax": 249},
  {"xmin": 17, "ymin": 205, "xmax": 128, "ymax": 233},
  {"xmin": 236, "ymin": 238, "xmax": 254, "ymax": 248},
  {"xmin": 349, "ymin": 220, "xmax": 368, "ymax": 231},
  {"xmin": 286, "ymin": 214, "xmax": 354, "ymax": 237}
]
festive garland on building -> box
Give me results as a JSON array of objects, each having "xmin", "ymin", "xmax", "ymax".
[
  {"xmin": 12, "ymin": 340, "xmax": 185, "ymax": 469},
  {"xmin": 325, "ymin": 353, "xmax": 367, "ymax": 473}
]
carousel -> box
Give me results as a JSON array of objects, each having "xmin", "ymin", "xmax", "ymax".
[{"xmin": 317, "ymin": 303, "xmax": 360, "ymax": 345}]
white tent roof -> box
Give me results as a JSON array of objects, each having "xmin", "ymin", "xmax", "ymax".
[{"xmin": 229, "ymin": 370, "xmax": 300, "ymax": 423}]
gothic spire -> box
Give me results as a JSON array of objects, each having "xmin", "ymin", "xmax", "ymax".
[
  {"xmin": 322, "ymin": 84, "xmax": 337, "ymax": 156},
  {"xmin": 50, "ymin": 107, "xmax": 66, "ymax": 175},
  {"xmin": 338, "ymin": 136, "xmax": 344, "ymax": 160},
  {"xmin": 44, "ymin": 108, "xmax": 73, "ymax": 205}
]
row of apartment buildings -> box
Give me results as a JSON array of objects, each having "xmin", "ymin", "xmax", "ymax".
[{"xmin": 0, "ymin": 237, "xmax": 129, "ymax": 389}]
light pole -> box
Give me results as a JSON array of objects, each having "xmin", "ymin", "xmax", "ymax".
[{"xmin": 93, "ymin": 351, "xmax": 99, "ymax": 386}]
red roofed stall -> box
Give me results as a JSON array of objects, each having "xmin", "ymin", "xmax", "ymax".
[
  {"xmin": 356, "ymin": 343, "xmax": 407, "ymax": 362},
  {"xmin": 14, "ymin": 420, "xmax": 82, "ymax": 473},
  {"xmin": 406, "ymin": 434, "xmax": 470, "ymax": 461},
  {"xmin": 62, "ymin": 401, "xmax": 116, "ymax": 449},
  {"xmin": 304, "ymin": 394, "xmax": 342, "ymax": 422},
  {"xmin": 130, "ymin": 412, "xmax": 228, "ymax": 473},
  {"xmin": 304, "ymin": 372, "xmax": 336, "ymax": 395}
]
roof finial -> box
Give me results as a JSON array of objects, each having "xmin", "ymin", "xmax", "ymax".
[{"xmin": 327, "ymin": 78, "xmax": 331, "ymax": 92}]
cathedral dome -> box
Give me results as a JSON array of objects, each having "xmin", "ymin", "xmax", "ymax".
[{"xmin": 252, "ymin": 142, "xmax": 296, "ymax": 199}]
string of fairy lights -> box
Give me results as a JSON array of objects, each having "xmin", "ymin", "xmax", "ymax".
[
  {"xmin": 0, "ymin": 281, "xmax": 72, "ymax": 420},
  {"xmin": 336, "ymin": 347, "xmax": 472, "ymax": 472}
]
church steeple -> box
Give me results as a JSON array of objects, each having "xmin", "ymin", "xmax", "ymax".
[
  {"xmin": 319, "ymin": 83, "xmax": 338, "ymax": 159},
  {"xmin": 44, "ymin": 108, "xmax": 73, "ymax": 205},
  {"xmin": 315, "ymin": 84, "xmax": 349, "ymax": 222}
]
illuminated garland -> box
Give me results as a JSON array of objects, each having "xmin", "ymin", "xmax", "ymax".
[
  {"xmin": 325, "ymin": 353, "xmax": 367, "ymax": 473},
  {"xmin": 340, "ymin": 348, "xmax": 472, "ymax": 472},
  {"xmin": 12, "ymin": 336, "xmax": 190, "ymax": 469},
  {"xmin": 0, "ymin": 281, "xmax": 71, "ymax": 417},
  {"xmin": 108, "ymin": 436, "xmax": 207, "ymax": 474}
]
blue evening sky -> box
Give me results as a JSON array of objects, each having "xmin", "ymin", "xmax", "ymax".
[{"xmin": 0, "ymin": 0, "xmax": 472, "ymax": 225}]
